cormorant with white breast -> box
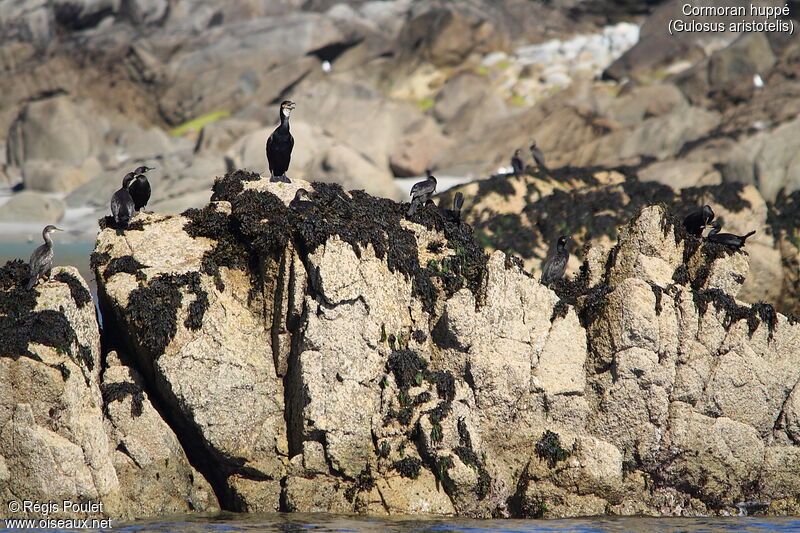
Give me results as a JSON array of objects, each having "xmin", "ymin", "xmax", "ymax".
[
  {"xmin": 266, "ymin": 100, "xmax": 296, "ymax": 183},
  {"xmin": 511, "ymin": 149, "xmax": 524, "ymax": 176},
  {"xmin": 529, "ymin": 141, "xmax": 547, "ymax": 171},
  {"xmin": 407, "ymin": 170, "xmax": 437, "ymax": 216},
  {"xmin": 26, "ymin": 225, "xmax": 63, "ymax": 290},
  {"xmin": 707, "ymin": 221, "xmax": 755, "ymax": 250},
  {"xmin": 111, "ymin": 173, "xmax": 136, "ymax": 228},
  {"xmin": 541, "ymin": 235, "xmax": 570, "ymax": 286},
  {"xmin": 683, "ymin": 205, "xmax": 714, "ymax": 239},
  {"xmin": 129, "ymin": 165, "xmax": 154, "ymax": 212}
]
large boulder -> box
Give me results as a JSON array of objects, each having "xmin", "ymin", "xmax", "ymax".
[
  {"xmin": 6, "ymin": 96, "xmax": 104, "ymax": 168},
  {"xmin": 90, "ymin": 170, "xmax": 800, "ymax": 518},
  {"xmin": 0, "ymin": 263, "xmax": 218, "ymax": 519},
  {"xmin": 0, "ymin": 191, "xmax": 66, "ymax": 223}
]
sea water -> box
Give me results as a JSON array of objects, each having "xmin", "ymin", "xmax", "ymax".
[{"xmin": 5, "ymin": 513, "xmax": 797, "ymax": 533}]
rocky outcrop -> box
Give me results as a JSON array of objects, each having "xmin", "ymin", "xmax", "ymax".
[
  {"xmin": 447, "ymin": 166, "xmax": 795, "ymax": 317},
  {"xmin": 73, "ymin": 171, "xmax": 800, "ymax": 518},
  {"xmin": 0, "ymin": 262, "xmax": 218, "ymax": 519}
]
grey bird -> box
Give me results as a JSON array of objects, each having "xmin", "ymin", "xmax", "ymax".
[
  {"xmin": 129, "ymin": 166, "xmax": 154, "ymax": 212},
  {"xmin": 540, "ymin": 235, "xmax": 570, "ymax": 286},
  {"xmin": 529, "ymin": 141, "xmax": 547, "ymax": 170},
  {"xmin": 408, "ymin": 171, "xmax": 437, "ymax": 216},
  {"xmin": 111, "ymin": 173, "xmax": 136, "ymax": 228},
  {"xmin": 26, "ymin": 225, "xmax": 63, "ymax": 290},
  {"xmin": 683, "ymin": 204, "xmax": 714, "ymax": 239},
  {"xmin": 266, "ymin": 100, "xmax": 296, "ymax": 183},
  {"xmin": 290, "ymin": 188, "xmax": 314, "ymax": 211},
  {"xmin": 439, "ymin": 192, "xmax": 464, "ymax": 224},
  {"xmin": 511, "ymin": 149, "xmax": 524, "ymax": 176},
  {"xmin": 707, "ymin": 221, "xmax": 755, "ymax": 250}
]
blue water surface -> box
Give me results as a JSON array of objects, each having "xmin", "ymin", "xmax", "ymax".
[{"xmin": 4, "ymin": 514, "xmax": 800, "ymax": 533}]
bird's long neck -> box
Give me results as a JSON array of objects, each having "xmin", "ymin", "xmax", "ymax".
[
  {"xmin": 43, "ymin": 231, "xmax": 53, "ymax": 247},
  {"xmin": 709, "ymin": 226, "xmax": 720, "ymax": 236},
  {"xmin": 279, "ymin": 110, "xmax": 290, "ymax": 130},
  {"xmin": 556, "ymin": 242, "xmax": 565, "ymax": 253}
]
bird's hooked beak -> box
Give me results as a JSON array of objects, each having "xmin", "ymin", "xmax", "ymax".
[{"xmin": 282, "ymin": 101, "xmax": 296, "ymax": 118}]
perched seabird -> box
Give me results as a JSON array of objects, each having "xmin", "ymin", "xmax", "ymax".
[
  {"xmin": 26, "ymin": 225, "xmax": 63, "ymax": 290},
  {"xmin": 438, "ymin": 192, "xmax": 464, "ymax": 224},
  {"xmin": 407, "ymin": 171, "xmax": 437, "ymax": 216},
  {"xmin": 266, "ymin": 100, "xmax": 296, "ymax": 183},
  {"xmin": 511, "ymin": 149, "xmax": 524, "ymax": 177},
  {"xmin": 129, "ymin": 166, "xmax": 153, "ymax": 212},
  {"xmin": 683, "ymin": 204, "xmax": 714, "ymax": 239},
  {"xmin": 540, "ymin": 235, "xmax": 570, "ymax": 286},
  {"xmin": 529, "ymin": 141, "xmax": 547, "ymax": 170},
  {"xmin": 707, "ymin": 221, "xmax": 756, "ymax": 250},
  {"xmin": 290, "ymin": 188, "xmax": 314, "ymax": 211},
  {"xmin": 111, "ymin": 173, "xmax": 136, "ymax": 228}
]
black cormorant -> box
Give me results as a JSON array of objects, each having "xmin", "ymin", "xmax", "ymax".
[
  {"xmin": 26, "ymin": 225, "xmax": 63, "ymax": 290},
  {"xmin": 266, "ymin": 100, "xmax": 296, "ymax": 183},
  {"xmin": 511, "ymin": 149, "xmax": 524, "ymax": 176},
  {"xmin": 438, "ymin": 192, "xmax": 464, "ymax": 224},
  {"xmin": 707, "ymin": 221, "xmax": 755, "ymax": 250},
  {"xmin": 129, "ymin": 166, "xmax": 153, "ymax": 212},
  {"xmin": 683, "ymin": 205, "xmax": 714, "ymax": 239},
  {"xmin": 111, "ymin": 173, "xmax": 136, "ymax": 228},
  {"xmin": 408, "ymin": 171, "xmax": 437, "ymax": 216},
  {"xmin": 530, "ymin": 141, "xmax": 547, "ymax": 170},
  {"xmin": 541, "ymin": 235, "xmax": 569, "ymax": 286},
  {"xmin": 290, "ymin": 188, "xmax": 314, "ymax": 211}
]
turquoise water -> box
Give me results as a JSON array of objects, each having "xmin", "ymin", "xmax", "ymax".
[
  {"xmin": 0, "ymin": 241, "xmax": 94, "ymax": 288},
  {"xmin": 4, "ymin": 514, "xmax": 800, "ymax": 533}
]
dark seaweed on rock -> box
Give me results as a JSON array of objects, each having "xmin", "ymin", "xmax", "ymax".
[
  {"xmin": 693, "ymin": 288, "xmax": 779, "ymax": 339},
  {"xmin": 0, "ymin": 260, "xmax": 86, "ymax": 373},
  {"xmin": 767, "ymin": 188, "xmax": 800, "ymax": 241},
  {"xmin": 535, "ymin": 429, "xmax": 571, "ymax": 468},
  {"xmin": 210, "ymin": 169, "xmax": 261, "ymax": 202},
  {"xmin": 90, "ymin": 251, "xmax": 111, "ymax": 271},
  {"xmin": 183, "ymin": 204, "xmax": 251, "ymax": 291},
  {"xmin": 103, "ymin": 256, "xmax": 147, "ymax": 281},
  {"xmin": 391, "ymin": 457, "xmax": 422, "ymax": 479},
  {"xmin": 191, "ymin": 171, "xmax": 489, "ymax": 313},
  {"xmin": 472, "ymin": 171, "xmax": 751, "ymax": 264},
  {"xmin": 125, "ymin": 272, "xmax": 208, "ymax": 357},
  {"xmin": 53, "ymin": 271, "xmax": 92, "ymax": 309},
  {"xmin": 101, "ymin": 381, "xmax": 145, "ymax": 418}
]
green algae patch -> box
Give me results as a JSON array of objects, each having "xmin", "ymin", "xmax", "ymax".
[
  {"xmin": 170, "ymin": 110, "xmax": 230, "ymax": 137},
  {"xmin": 535, "ymin": 429, "xmax": 571, "ymax": 468}
]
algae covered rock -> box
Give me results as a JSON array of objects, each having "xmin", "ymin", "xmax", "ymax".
[
  {"xmin": 83, "ymin": 169, "xmax": 800, "ymax": 519},
  {"xmin": 0, "ymin": 262, "xmax": 219, "ymax": 520}
]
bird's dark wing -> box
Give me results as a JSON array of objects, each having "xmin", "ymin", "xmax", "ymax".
[
  {"xmin": 411, "ymin": 179, "xmax": 435, "ymax": 199},
  {"xmin": 541, "ymin": 253, "xmax": 566, "ymax": 285}
]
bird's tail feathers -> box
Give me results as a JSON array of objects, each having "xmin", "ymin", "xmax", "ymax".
[
  {"xmin": 743, "ymin": 230, "xmax": 756, "ymax": 241},
  {"xmin": 453, "ymin": 192, "xmax": 464, "ymax": 211}
]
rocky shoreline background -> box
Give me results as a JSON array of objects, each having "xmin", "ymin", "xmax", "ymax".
[{"xmin": 2, "ymin": 0, "xmax": 800, "ymax": 523}]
